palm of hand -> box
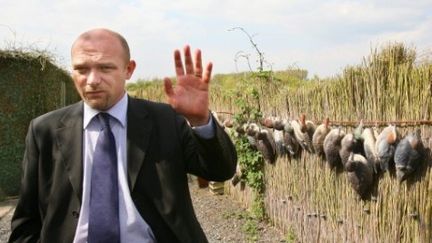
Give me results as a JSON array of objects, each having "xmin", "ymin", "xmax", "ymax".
[{"xmin": 164, "ymin": 45, "xmax": 212, "ymax": 126}]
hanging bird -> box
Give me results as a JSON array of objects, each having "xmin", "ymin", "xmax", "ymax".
[
  {"xmin": 231, "ymin": 163, "xmax": 243, "ymax": 186},
  {"xmin": 394, "ymin": 130, "xmax": 424, "ymax": 182},
  {"xmin": 261, "ymin": 117, "xmax": 274, "ymax": 129},
  {"xmin": 245, "ymin": 123, "xmax": 260, "ymax": 149},
  {"xmin": 283, "ymin": 121, "xmax": 301, "ymax": 157},
  {"xmin": 323, "ymin": 127, "xmax": 346, "ymax": 170},
  {"xmin": 353, "ymin": 120, "xmax": 364, "ymax": 143},
  {"xmin": 375, "ymin": 125, "xmax": 399, "ymax": 172},
  {"xmin": 273, "ymin": 117, "xmax": 285, "ymax": 131},
  {"xmin": 291, "ymin": 114, "xmax": 315, "ymax": 153},
  {"xmin": 222, "ymin": 118, "xmax": 234, "ymax": 128},
  {"xmin": 339, "ymin": 132, "xmax": 364, "ymax": 168},
  {"xmin": 256, "ymin": 128, "xmax": 278, "ymax": 164},
  {"xmin": 313, "ymin": 117, "xmax": 331, "ymax": 157},
  {"xmin": 345, "ymin": 153, "xmax": 374, "ymax": 200},
  {"xmin": 273, "ymin": 128, "xmax": 287, "ymax": 157},
  {"xmin": 268, "ymin": 118, "xmax": 287, "ymax": 156},
  {"xmin": 235, "ymin": 122, "xmax": 248, "ymax": 135},
  {"xmin": 362, "ymin": 128, "xmax": 379, "ymax": 173}
]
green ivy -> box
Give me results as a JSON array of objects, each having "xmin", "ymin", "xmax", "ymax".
[
  {"xmin": 230, "ymin": 70, "xmax": 271, "ymax": 221},
  {"xmin": 0, "ymin": 51, "xmax": 80, "ymax": 198}
]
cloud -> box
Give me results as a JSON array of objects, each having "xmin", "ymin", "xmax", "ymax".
[{"xmin": 0, "ymin": 0, "xmax": 431, "ymax": 79}]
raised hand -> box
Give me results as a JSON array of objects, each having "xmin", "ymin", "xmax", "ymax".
[{"xmin": 164, "ymin": 45, "xmax": 212, "ymax": 126}]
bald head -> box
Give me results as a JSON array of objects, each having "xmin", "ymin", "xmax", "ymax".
[{"xmin": 71, "ymin": 28, "xmax": 131, "ymax": 63}]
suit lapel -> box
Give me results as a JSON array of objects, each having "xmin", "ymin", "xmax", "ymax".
[
  {"xmin": 127, "ymin": 97, "xmax": 153, "ymax": 191},
  {"xmin": 55, "ymin": 102, "xmax": 84, "ymax": 202}
]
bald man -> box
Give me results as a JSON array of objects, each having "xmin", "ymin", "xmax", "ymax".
[{"xmin": 9, "ymin": 28, "xmax": 237, "ymax": 243}]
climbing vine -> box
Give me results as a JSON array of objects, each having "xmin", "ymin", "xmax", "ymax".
[
  {"xmin": 232, "ymin": 101, "xmax": 265, "ymax": 220},
  {"xmin": 228, "ymin": 27, "xmax": 276, "ymax": 221}
]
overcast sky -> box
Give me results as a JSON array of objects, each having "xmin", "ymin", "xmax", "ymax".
[{"xmin": 1, "ymin": 0, "xmax": 431, "ymax": 81}]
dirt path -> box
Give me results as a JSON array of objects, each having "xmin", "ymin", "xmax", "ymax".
[
  {"xmin": 189, "ymin": 182, "xmax": 285, "ymax": 242},
  {"xmin": 0, "ymin": 184, "xmax": 285, "ymax": 243}
]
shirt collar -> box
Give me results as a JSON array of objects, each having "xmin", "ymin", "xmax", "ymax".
[{"xmin": 83, "ymin": 92, "xmax": 128, "ymax": 129}]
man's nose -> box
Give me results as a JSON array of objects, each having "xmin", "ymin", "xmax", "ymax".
[{"xmin": 87, "ymin": 70, "xmax": 101, "ymax": 86}]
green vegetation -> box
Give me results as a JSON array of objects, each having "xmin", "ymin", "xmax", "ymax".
[
  {"xmin": 0, "ymin": 49, "xmax": 80, "ymax": 198},
  {"xmin": 285, "ymin": 226, "xmax": 297, "ymax": 243},
  {"xmin": 124, "ymin": 42, "xmax": 431, "ymax": 242}
]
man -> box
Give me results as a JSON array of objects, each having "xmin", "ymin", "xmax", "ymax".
[{"xmin": 9, "ymin": 28, "xmax": 237, "ymax": 243}]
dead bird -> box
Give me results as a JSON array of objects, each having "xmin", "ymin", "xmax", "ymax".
[
  {"xmin": 222, "ymin": 118, "xmax": 234, "ymax": 128},
  {"xmin": 272, "ymin": 118, "xmax": 285, "ymax": 131},
  {"xmin": 312, "ymin": 117, "xmax": 331, "ymax": 157},
  {"xmin": 283, "ymin": 121, "xmax": 301, "ymax": 157},
  {"xmin": 362, "ymin": 128, "xmax": 379, "ymax": 173},
  {"xmin": 291, "ymin": 114, "xmax": 315, "ymax": 153},
  {"xmin": 245, "ymin": 123, "xmax": 260, "ymax": 149},
  {"xmin": 339, "ymin": 133, "xmax": 364, "ymax": 168},
  {"xmin": 375, "ymin": 125, "xmax": 399, "ymax": 172},
  {"xmin": 231, "ymin": 163, "xmax": 243, "ymax": 186},
  {"xmin": 273, "ymin": 128, "xmax": 287, "ymax": 157},
  {"xmin": 256, "ymin": 128, "xmax": 278, "ymax": 164},
  {"xmin": 346, "ymin": 153, "xmax": 374, "ymax": 200},
  {"xmin": 394, "ymin": 130, "xmax": 424, "ymax": 182},
  {"xmin": 323, "ymin": 127, "xmax": 346, "ymax": 170}
]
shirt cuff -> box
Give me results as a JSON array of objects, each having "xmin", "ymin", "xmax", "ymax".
[{"xmin": 192, "ymin": 115, "xmax": 215, "ymax": 139}]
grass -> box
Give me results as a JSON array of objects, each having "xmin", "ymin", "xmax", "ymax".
[{"xmin": 127, "ymin": 42, "xmax": 432, "ymax": 242}]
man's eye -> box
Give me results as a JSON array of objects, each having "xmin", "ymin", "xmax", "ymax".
[
  {"xmin": 100, "ymin": 66, "xmax": 113, "ymax": 72},
  {"xmin": 75, "ymin": 68, "xmax": 88, "ymax": 74}
]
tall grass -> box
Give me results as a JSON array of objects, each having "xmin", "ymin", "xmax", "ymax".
[{"xmin": 128, "ymin": 43, "xmax": 432, "ymax": 242}]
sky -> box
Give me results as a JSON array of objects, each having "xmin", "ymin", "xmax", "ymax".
[{"xmin": 1, "ymin": 0, "xmax": 431, "ymax": 81}]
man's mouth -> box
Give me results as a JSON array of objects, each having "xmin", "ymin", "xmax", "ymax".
[{"xmin": 85, "ymin": 90, "xmax": 105, "ymax": 97}]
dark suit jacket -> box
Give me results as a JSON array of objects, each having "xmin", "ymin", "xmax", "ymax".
[{"xmin": 9, "ymin": 97, "xmax": 237, "ymax": 243}]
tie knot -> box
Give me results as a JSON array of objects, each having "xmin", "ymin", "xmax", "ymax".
[{"xmin": 98, "ymin": 113, "xmax": 111, "ymax": 129}]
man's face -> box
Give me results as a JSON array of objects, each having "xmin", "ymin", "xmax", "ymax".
[{"xmin": 71, "ymin": 32, "xmax": 135, "ymax": 110}]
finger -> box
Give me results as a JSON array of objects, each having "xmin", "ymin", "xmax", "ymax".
[
  {"xmin": 174, "ymin": 50, "xmax": 184, "ymax": 76},
  {"xmin": 202, "ymin": 62, "xmax": 213, "ymax": 84},
  {"xmin": 194, "ymin": 49, "xmax": 203, "ymax": 78},
  {"xmin": 163, "ymin": 77, "xmax": 175, "ymax": 98},
  {"xmin": 183, "ymin": 45, "xmax": 194, "ymax": 75}
]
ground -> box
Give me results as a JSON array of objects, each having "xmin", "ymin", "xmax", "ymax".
[{"xmin": 0, "ymin": 182, "xmax": 285, "ymax": 243}]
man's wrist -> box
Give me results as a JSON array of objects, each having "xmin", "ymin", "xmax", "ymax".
[{"xmin": 188, "ymin": 112, "xmax": 210, "ymax": 127}]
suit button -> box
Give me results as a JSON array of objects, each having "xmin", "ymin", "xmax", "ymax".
[{"xmin": 72, "ymin": 211, "xmax": 80, "ymax": 218}]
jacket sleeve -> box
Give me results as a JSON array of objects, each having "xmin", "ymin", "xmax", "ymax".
[
  {"xmin": 179, "ymin": 113, "xmax": 237, "ymax": 182},
  {"xmin": 9, "ymin": 120, "xmax": 42, "ymax": 243}
]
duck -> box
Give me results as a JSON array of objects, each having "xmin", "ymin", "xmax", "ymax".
[
  {"xmin": 375, "ymin": 125, "xmax": 399, "ymax": 172},
  {"xmin": 256, "ymin": 128, "xmax": 278, "ymax": 164},
  {"xmin": 345, "ymin": 153, "xmax": 374, "ymax": 200},
  {"xmin": 394, "ymin": 130, "xmax": 424, "ymax": 182},
  {"xmin": 231, "ymin": 163, "xmax": 243, "ymax": 186},
  {"xmin": 283, "ymin": 121, "xmax": 301, "ymax": 157},
  {"xmin": 323, "ymin": 127, "xmax": 346, "ymax": 170},
  {"xmin": 261, "ymin": 116, "xmax": 274, "ymax": 129},
  {"xmin": 235, "ymin": 122, "xmax": 248, "ymax": 135},
  {"xmin": 245, "ymin": 123, "xmax": 260, "ymax": 149},
  {"xmin": 273, "ymin": 128, "xmax": 287, "ymax": 157},
  {"xmin": 222, "ymin": 118, "xmax": 234, "ymax": 128},
  {"xmin": 247, "ymin": 123, "xmax": 277, "ymax": 164},
  {"xmin": 291, "ymin": 114, "xmax": 315, "ymax": 153},
  {"xmin": 312, "ymin": 117, "xmax": 331, "ymax": 157},
  {"xmin": 339, "ymin": 130, "xmax": 364, "ymax": 168},
  {"xmin": 272, "ymin": 118, "xmax": 285, "ymax": 131},
  {"xmin": 361, "ymin": 128, "xmax": 379, "ymax": 173}
]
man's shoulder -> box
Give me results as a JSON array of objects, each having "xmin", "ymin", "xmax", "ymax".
[
  {"xmin": 128, "ymin": 97, "xmax": 173, "ymax": 114},
  {"xmin": 33, "ymin": 101, "xmax": 82, "ymax": 125}
]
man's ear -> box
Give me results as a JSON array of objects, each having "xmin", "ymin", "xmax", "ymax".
[{"xmin": 125, "ymin": 60, "xmax": 136, "ymax": 80}]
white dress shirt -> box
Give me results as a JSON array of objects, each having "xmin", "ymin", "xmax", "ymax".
[
  {"xmin": 73, "ymin": 93, "xmax": 155, "ymax": 243},
  {"xmin": 73, "ymin": 92, "xmax": 215, "ymax": 243}
]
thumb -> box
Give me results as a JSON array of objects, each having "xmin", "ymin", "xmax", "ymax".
[{"xmin": 163, "ymin": 77, "xmax": 174, "ymax": 98}]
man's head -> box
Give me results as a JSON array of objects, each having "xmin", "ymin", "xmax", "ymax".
[{"xmin": 71, "ymin": 28, "xmax": 136, "ymax": 110}]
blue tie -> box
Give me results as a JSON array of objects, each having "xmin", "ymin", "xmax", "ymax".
[{"xmin": 88, "ymin": 113, "xmax": 120, "ymax": 243}]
